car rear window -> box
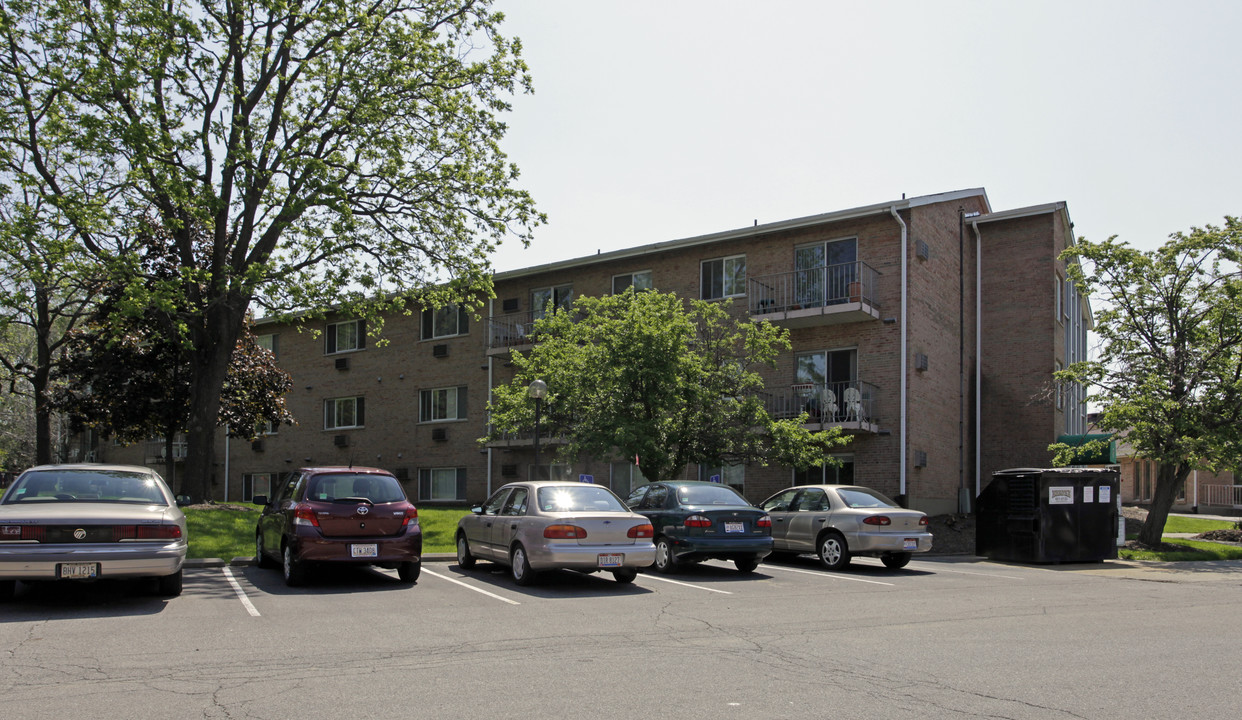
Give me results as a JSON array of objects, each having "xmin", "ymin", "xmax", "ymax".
[
  {"xmin": 306, "ymin": 473, "xmax": 406, "ymax": 504},
  {"xmin": 537, "ymin": 485, "xmax": 627, "ymax": 513},
  {"xmin": 836, "ymin": 487, "xmax": 899, "ymax": 509},
  {"xmin": 677, "ymin": 485, "xmax": 748, "ymax": 506},
  {"xmin": 2, "ymin": 469, "xmax": 168, "ymax": 505}
]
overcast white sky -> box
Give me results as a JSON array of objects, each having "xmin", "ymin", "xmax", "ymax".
[{"xmin": 487, "ymin": 0, "xmax": 1241, "ymax": 273}]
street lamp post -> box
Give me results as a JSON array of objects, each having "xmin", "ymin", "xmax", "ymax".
[{"xmin": 528, "ymin": 379, "xmax": 547, "ymax": 480}]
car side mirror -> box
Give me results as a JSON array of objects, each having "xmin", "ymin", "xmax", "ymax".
[
  {"xmin": 175, "ymin": 494, "xmax": 191, "ymax": 507},
  {"xmin": 252, "ymin": 494, "xmax": 269, "ymax": 506},
  {"xmin": 470, "ymin": 505, "xmax": 484, "ymax": 515}
]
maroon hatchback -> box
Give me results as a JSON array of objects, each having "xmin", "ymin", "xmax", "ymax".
[{"xmin": 253, "ymin": 467, "xmax": 421, "ymax": 586}]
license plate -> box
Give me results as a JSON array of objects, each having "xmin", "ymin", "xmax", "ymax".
[
  {"xmin": 60, "ymin": 562, "xmax": 98, "ymax": 579},
  {"xmin": 597, "ymin": 553, "xmax": 623, "ymax": 567},
  {"xmin": 904, "ymin": 538, "xmax": 918, "ymax": 550},
  {"xmin": 724, "ymin": 522, "xmax": 745, "ymax": 533},
  {"xmin": 351, "ymin": 543, "xmax": 378, "ymax": 558}
]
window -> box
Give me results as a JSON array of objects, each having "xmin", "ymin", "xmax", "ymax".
[
  {"xmin": 795, "ymin": 238, "xmax": 857, "ymax": 306},
  {"xmin": 531, "ymin": 284, "xmax": 574, "ymax": 319},
  {"xmin": 418, "ymin": 468, "xmax": 466, "ymax": 501},
  {"xmin": 419, "ymin": 386, "xmax": 467, "ymax": 422},
  {"xmin": 324, "ymin": 396, "xmax": 365, "ymax": 429},
  {"xmin": 1055, "ymin": 274, "xmax": 1064, "ymax": 323},
  {"xmin": 326, "ymin": 319, "xmax": 365, "ymax": 354},
  {"xmin": 258, "ymin": 420, "xmax": 278, "ymax": 436},
  {"xmin": 612, "ymin": 270, "xmax": 653, "ymax": 294},
  {"xmin": 421, "ymin": 304, "xmax": 469, "ymax": 340},
  {"xmin": 794, "ymin": 456, "xmax": 855, "ymax": 485},
  {"xmin": 701, "ymin": 255, "xmax": 746, "ymax": 300},
  {"xmin": 1063, "ymin": 277, "xmax": 1073, "ymax": 320},
  {"xmin": 1054, "ymin": 360, "xmax": 1064, "ymax": 410},
  {"xmin": 698, "ymin": 462, "xmax": 744, "ymax": 493},
  {"xmin": 242, "ymin": 473, "xmax": 274, "ymax": 503},
  {"xmin": 255, "ymin": 333, "xmax": 278, "ymax": 358}
]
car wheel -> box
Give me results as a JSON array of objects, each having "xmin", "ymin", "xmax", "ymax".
[
  {"xmin": 0, "ymin": 579, "xmax": 15, "ymax": 602},
  {"xmin": 882, "ymin": 552, "xmax": 912, "ymax": 570},
  {"xmin": 282, "ymin": 543, "xmax": 307, "ymax": 587},
  {"xmin": 817, "ymin": 532, "xmax": 851, "ymax": 571},
  {"xmin": 510, "ymin": 544, "xmax": 537, "ymax": 586},
  {"xmin": 155, "ymin": 569, "xmax": 183, "ymax": 597},
  {"xmin": 653, "ymin": 537, "xmax": 679, "ymax": 574},
  {"xmin": 255, "ymin": 532, "xmax": 277, "ymax": 569},
  {"xmin": 734, "ymin": 558, "xmax": 760, "ymax": 573},
  {"xmin": 397, "ymin": 561, "xmax": 421, "ymax": 583},
  {"xmin": 612, "ymin": 568, "xmax": 638, "ymax": 584},
  {"xmin": 456, "ymin": 533, "xmax": 477, "ymax": 569}
]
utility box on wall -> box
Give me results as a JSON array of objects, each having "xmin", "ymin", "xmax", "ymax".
[{"xmin": 976, "ymin": 467, "xmax": 1120, "ymax": 563}]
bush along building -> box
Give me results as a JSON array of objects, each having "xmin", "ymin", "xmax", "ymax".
[{"xmin": 106, "ymin": 188, "xmax": 1093, "ymax": 516}]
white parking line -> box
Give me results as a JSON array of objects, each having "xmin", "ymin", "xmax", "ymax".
[
  {"xmin": 424, "ymin": 568, "xmax": 521, "ymax": 605},
  {"xmin": 221, "ymin": 567, "xmax": 261, "ymax": 617},
  {"xmin": 760, "ymin": 563, "xmax": 895, "ymax": 586},
  {"xmin": 903, "ymin": 560, "xmax": 1026, "ymax": 580},
  {"xmin": 636, "ymin": 574, "xmax": 734, "ymax": 594}
]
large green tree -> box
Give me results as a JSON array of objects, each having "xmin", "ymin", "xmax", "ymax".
[
  {"xmin": 0, "ymin": 0, "xmax": 540, "ymax": 500},
  {"xmin": 1054, "ymin": 217, "xmax": 1242, "ymax": 546},
  {"xmin": 485, "ymin": 289, "xmax": 848, "ymax": 484}
]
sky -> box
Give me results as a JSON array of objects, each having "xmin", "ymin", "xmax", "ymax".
[{"xmin": 486, "ymin": 0, "xmax": 1242, "ymax": 273}]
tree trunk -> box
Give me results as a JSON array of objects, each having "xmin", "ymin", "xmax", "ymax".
[
  {"xmin": 34, "ymin": 285, "xmax": 53, "ymax": 464},
  {"xmin": 180, "ymin": 299, "xmax": 246, "ymax": 503},
  {"xmin": 1137, "ymin": 463, "xmax": 1191, "ymax": 546}
]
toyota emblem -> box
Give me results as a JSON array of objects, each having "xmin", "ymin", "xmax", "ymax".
[
  {"xmin": 74, "ymin": 528, "xmax": 87, "ymax": 540},
  {"xmin": 356, "ymin": 506, "xmax": 369, "ymax": 515}
]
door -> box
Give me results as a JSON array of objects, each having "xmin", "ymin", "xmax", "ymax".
[
  {"xmin": 263, "ymin": 472, "xmax": 302, "ymax": 552},
  {"xmin": 761, "ymin": 488, "xmax": 799, "ymax": 549},
  {"xmin": 796, "ymin": 350, "xmax": 856, "ymax": 421},
  {"xmin": 795, "ymin": 239, "xmax": 857, "ymax": 307},
  {"xmin": 489, "ymin": 486, "xmax": 529, "ymax": 561},
  {"xmin": 784, "ymin": 488, "xmax": 831, "ymax": 552},
  {"xmin": 469, "ymin": 488, "xmax": 511, "ymax": 560}
]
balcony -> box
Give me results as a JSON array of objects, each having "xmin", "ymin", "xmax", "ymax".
[
  {"xmin": 486, "ymin": 310, "xmax": 538, "ymax": 355},
  {"xmin": 144, "ymin": 440, "xmax": 188, "ymax": 464},
  {"xmin": 747, "ymin": 261, "xmax": 881, "ymax": 327},
  {"xmin": 483, "ymin": 428, "xmax": 570, "ymax": 449},
  {"xmin": 762, "ymin": 380, "xmax": 880, "ymax": 434}
]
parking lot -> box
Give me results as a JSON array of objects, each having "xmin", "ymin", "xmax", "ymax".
[{"xmin": 3, "ymin": 555, "xmax": 1242, "ymax": 719}]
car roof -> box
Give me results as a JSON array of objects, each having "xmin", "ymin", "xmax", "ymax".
[
  {"xmin": 20, "ymin": 463, "xmax": 158, "ymax": 475},
  {"xmin": 499, "ymin": 481, "xmax": 612, "ymax": 490},
  {"xmin": 296, "ymin": 466, "xmax": 395, "ymax": 476}
]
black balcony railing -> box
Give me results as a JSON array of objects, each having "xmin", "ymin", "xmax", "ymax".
[
  {"xmin": 762, "ymin": 380, "xmax": 879, "ymax": 428},
  {"xmin": 748, "ymin": 261, "xmax": 879, "ymax": 315}
]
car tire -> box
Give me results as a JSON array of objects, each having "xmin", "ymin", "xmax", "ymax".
[
  {"xmin": 255, "ymin": 532, "xmax": 277, "ymax": 569},
  {"xmin": 653, "ymin": 537, "xmax": 679, "ymax": 574},
  {"xmin": 734, "ymin": 558, "xmax": 760, "ymax": 573},
  {"xmin": 510, "ymin": 544, "xmax": 537, "ymax": 586},
  {"xmin": 155, "ymin": 569, "xmax": 183, "ymax": 597},
  {"xmin": 456, "ymin": 533, "xmax": 477, "ymax": 569},
  {"xmin": 397, "ymin": 561, "xmax": 421, "ymax": 583},
  {"xmin": 881, "ymin": 552, "xmax": 912, "ymax": 570},
  {"xmin": 0, "ymin": 579, "xmax": 15, "ymax": 602},
  {"xmin": 612, "ymin": 568, "xmax": 638, "ymax": 584},
  {"xmin": 817, "ymin": 531, "xmax": 851, "ymax": 571},
  {"xmin": 283, "ymin": 543, "xmax": 307, "ymax": 587}
]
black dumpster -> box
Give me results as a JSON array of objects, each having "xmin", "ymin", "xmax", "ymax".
[{"xmin": 976, "ymin": 467, "xmax": 1120, "ymax": 563}]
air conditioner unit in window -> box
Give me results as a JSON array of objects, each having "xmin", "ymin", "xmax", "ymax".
[
  {"xmin": 334, "ymin": 434, "xmax": 349, "ymax": 447},
  {"xmin": 431, "ymin": 427, "xmax": 447, "ymax": 441},
  {"xmin": 432, "ymin": 344, "xmax": 449, "ymax": 358},
  {"xmin": 502, "ymin": 298, "xmax": 520, "ymax": 314},
  {"xmin": 251, "ymin": 440, "xmax": 264, "ymax": 452},
  {"xmin": 334, "ymin": 357, "xmax": 350, "ymax": 371},
  {"xmin": 501, "ymin": 464, "xmax": 518, "ymax": 477},
  {"xmin": 394, "ymin": 467, "xmax": 410, "ymax": 481}
]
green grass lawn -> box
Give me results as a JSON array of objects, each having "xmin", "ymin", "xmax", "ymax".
[
  {"xmin": 183, "ymin": 505, "xmax": 471, "ymax": 559},
  {"xmin": 1158, "ymin": 516, "xmax": 1237, "ymax": 534},
  {"xmin": 1118, "ymin": 515, "xmax": 1242, "ymax": 561}
]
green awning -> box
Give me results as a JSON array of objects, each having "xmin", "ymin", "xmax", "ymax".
[{"xmin": 1056, "ymin": 433, "xmax": 1117, "ymax": 464}]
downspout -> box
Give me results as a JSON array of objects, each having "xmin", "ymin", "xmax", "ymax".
[
  {"xmin": 972, "ymin": 219, "xmax": 983, "ymax": 500},
  {"xmin": 890, "ymin": 206, "xmax": 908, "ymax": 500},
  {"xmin": 486, "ymin": 297, "xmax": 495, "ymax": 497}
]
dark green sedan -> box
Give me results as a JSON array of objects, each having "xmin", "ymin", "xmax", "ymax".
[{"xmin": 623, "ymin": 481, "xmax": 773, "ymax": 573}]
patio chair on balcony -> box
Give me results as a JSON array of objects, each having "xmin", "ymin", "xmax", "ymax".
[{"xmin": 843, "ymin": 387, "xmax": 863, "ymax": 422}]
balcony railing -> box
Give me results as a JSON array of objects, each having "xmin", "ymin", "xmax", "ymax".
[
  {"xmin": 747, "ymin": 261, "xmax": 880, "ymax": 321},
  {"xmin": 486, "ymin": 310, "xmax": 539, "ymax": 351},
  {"xmin": 483, "ymin": 427, "xmax": 570, "ymax": 449},
  {"xmin": 144, "ymin": 441, "xmax": 187, "ymax": 464},
  {"xmin": 761, "ymin": 380, "xmax": 880, "ymax": 431}
]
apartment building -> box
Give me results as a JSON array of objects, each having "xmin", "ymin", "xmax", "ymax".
[{"xmin": 104, "ymin": 188, "xmax": 1092, "ymax": 515}]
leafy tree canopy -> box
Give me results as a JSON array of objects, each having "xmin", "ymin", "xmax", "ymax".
[
  {"xmin": 1052, "ymin": 216, "xmax": 1242, "ymax": 545},
  {"xmin": 485, "ymin": 289, "xmax": 848, "ymax": 484}
]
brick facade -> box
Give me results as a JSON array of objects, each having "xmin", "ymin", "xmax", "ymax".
[{"xmin": 102, "ymin": 188, "xmax": 1092, "ymax": 515}]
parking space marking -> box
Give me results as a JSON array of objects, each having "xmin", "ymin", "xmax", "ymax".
[
  {"xmin": 901, "ymin": 560, "xmax": 1026, "ymax": 580},
  {"xmin": 221, "ymin": 567, "xmax": 261, "ymax": 617},
  {"xmin": 636, "ymin": 574, "xmax": 734, "ymax": 594},
  {"xmin": 423, "ymin": 568, "xmax": 521, "ymax": 605},
  {"xmin": 760, "ymin": 563, "xmax": 895, "ymax": 586}
]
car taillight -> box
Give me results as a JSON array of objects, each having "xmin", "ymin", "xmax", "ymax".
[
  {"xmin": 684, "ymin": 515, "xmax": 712, "ymax": 528},
  {"xmin": 112, "ymin": 524, "xmax": 183, "ymax": 541},
  {"xmin": 1, "ymin": 525, "xmax": 45, "ymax": 541},
  {"xmin": 293, "ymin": 503, "xmax": 320, "ymax": 527},
  {"xmin": 756, "ymin": 515, "xmax": 772, "ymax": 528},
  {"xmin": 628, "ymin": 523, "xmax": 654, "ymax": 538},
  {"xmin": 863, "ymin": 515, "xmax": 892, "ymax": 526},
  {"xmin": 402, "ymin": 506, "xmax": 419, "ymax": 527},
  {"xmin": 919, "ymin": 516, "xmax": 929, "ymax": 526},
  {"xmin": 544, "ymin": 524, "xmax": 587, "ymax": 539}
]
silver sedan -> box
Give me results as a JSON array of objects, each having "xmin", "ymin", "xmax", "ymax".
[
  {"xmin": 455, "ymin": 481, "xmax": 656, "ymax": 585},
  {"xmin": 0, "ymin": 464, "xmax": 188, "ymax": 599},
  {"xmin": 759, "ymin": 484, "xmax": 933, "ymax": 570}
]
